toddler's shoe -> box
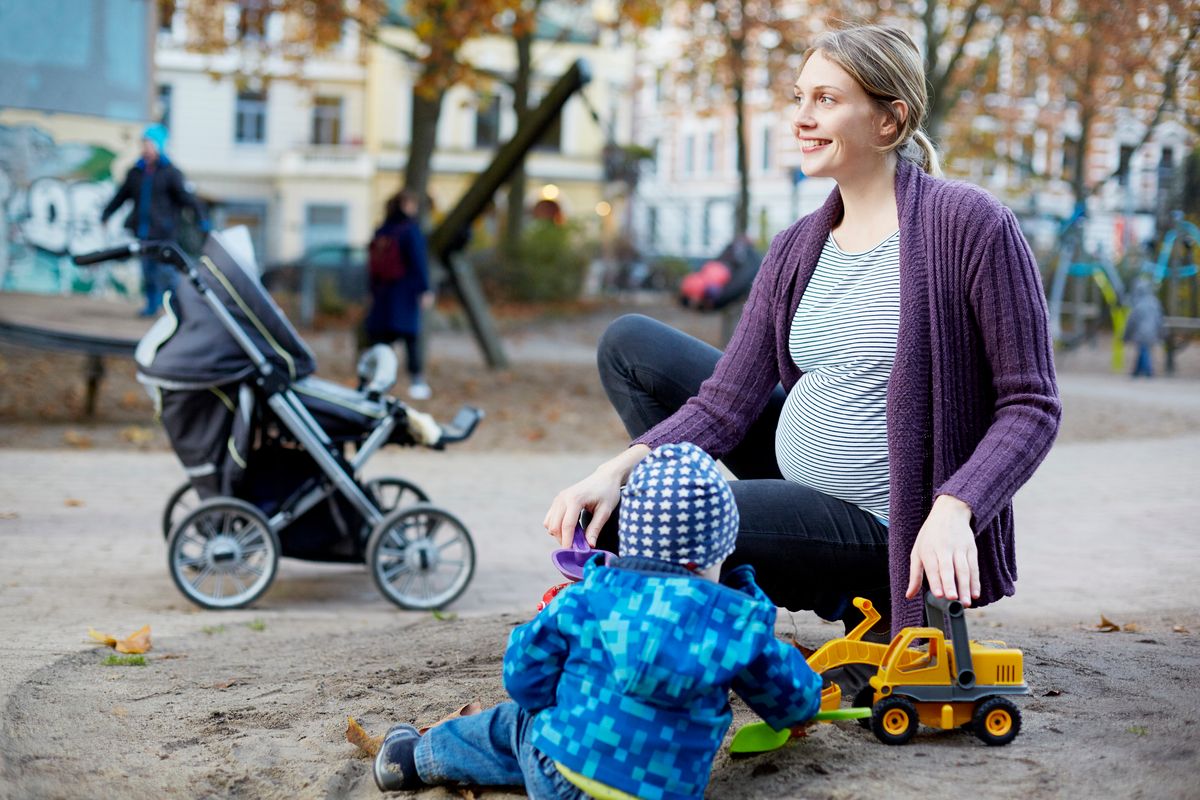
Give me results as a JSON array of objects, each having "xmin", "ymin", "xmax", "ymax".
[{"xmin": 374, "ymin": 723, "xmax": 423, "ymax": 792}]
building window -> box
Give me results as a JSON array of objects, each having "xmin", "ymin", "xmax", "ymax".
[
  {"xmin": 235, "ymin": 90, "xmax": 267, "ymax": 144},
  {"xmin": 157, "ymin": 0, "xmax": 176, "ymax": 32},
  {"xmin": 761, "ymin": 126, "xmax": 772, "ymax": 172},
  {"xmin": 1118, "ymin": 144, "xmax": 1136, "ymax": 187},
  {"xmin": 475, "ymin": 95, "xmax": 501, "ymax": 149},
  {"xmin": 683, "ymin": 134, "xmax": 695, "ymax": 177},
  {"xmin": 304, "ymin": 204, "xmax": 348, "ymax": 250},
  {"xmin": 704, "ymin": 131, "xmax": 716, "ymax": 175},
  {"xmin": 157, "ymin": 84, "xmax": 172, "ymax": 131},
  {"xmin": 238, "ymin": 0, "xmax": 267, "ymax": 40},
  {"xmin": 646, "ymin": 138, "xmax": 659, "ymax": 176},
  {"xmin": 647, "ymin": 206, "xmax": 658, "ymax": 245},
  {"xmin": 312, "ymin": 96, "xmax": 343, "ymax": 145},
  {"xmin": 1060, "ymin": 137, "xmax": 1079, "ymax": 184}
]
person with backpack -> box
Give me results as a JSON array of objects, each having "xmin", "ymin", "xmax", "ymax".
[{"xmin": 364, "ymin": 190, "xmax": 434, "ymax": 400}]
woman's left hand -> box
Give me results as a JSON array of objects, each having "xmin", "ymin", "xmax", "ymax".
[{"xmin": 905, "ymin": 494, "xmax": 980, "ymax": 606}]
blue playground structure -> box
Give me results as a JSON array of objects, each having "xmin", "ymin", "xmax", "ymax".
[{"xmin": 1047, "ymin": 206, "xmax": 1199, "ymax": 373}]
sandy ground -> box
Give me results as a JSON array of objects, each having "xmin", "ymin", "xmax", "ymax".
[{"xmin": 2, "ymin": 297, "xmax": 1200, "ymax": 799}]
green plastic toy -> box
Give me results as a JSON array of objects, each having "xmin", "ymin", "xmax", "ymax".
[{"xmin": 729, "ymin": 708, "xmax": 873, "ymax": 755}]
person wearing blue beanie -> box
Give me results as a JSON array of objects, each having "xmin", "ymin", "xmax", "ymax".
[
  {"xmin": 101, "ymin": 123, "xmax": 208, "ymax": 316},
  {"xmin": 373, "ymin": 442, "xmax": 823, "ymax": 799}
]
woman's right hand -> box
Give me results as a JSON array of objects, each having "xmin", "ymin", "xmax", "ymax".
[{"xmin": 543, "ymin": 445, "xmax": 650, "ymax": 548}]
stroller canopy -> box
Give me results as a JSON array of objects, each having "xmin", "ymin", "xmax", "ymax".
[{"xmin": 137, "ymin": 232, "xmax": 317, "ymax": 388}]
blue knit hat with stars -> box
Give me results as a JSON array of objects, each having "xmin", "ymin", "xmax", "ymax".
[{"xmin": 618, "ymin": 442, "xmax": 738, "ymax": 570}]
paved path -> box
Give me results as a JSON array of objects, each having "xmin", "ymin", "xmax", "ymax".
[{"xmin": 3, "ymin": 423, "xmax": 1199, "ymax": 705}]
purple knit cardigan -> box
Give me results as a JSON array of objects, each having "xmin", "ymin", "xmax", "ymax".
[{"xmin": 635, "ymin": 160, "xmax": 1061, "ymax": 632}]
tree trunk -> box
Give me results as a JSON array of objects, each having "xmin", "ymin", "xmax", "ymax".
[
  {"xmin": 731, "ymin": 32, "xmax": 749, "ymax": 238},
  {"xmin": 505, "ymin": 31, "xmax": 533, "ymax": 255},
  {"xmin": 405, "ymin": 72, "xmax": 445, "ymax": 221}
]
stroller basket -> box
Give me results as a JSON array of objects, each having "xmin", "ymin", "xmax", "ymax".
[{"xmin": 75, "ymin": 233, "xmax": 482, "ymax": 611}]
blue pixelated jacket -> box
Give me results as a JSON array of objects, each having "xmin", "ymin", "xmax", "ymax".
[{"xmin": 503, "ymin": 557, "xmax": 822, "ymax": 800}]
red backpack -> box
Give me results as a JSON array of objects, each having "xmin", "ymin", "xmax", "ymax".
[{"xmin": 368, "ymin": 228, "xmax": 406, "ymax": 283}]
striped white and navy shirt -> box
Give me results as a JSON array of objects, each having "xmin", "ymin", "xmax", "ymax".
[{"xmin": 774, "ymin": 230, "xmax": 901, "ymax": 522}]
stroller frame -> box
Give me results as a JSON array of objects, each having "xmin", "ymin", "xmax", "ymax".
[{"xmin": 76, "ymin": 238, "xmax": 481, "ymax": 610}]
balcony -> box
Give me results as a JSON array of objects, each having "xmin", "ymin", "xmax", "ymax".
[{"xmin": 279, "ymin": 144, "xmax": 373, "ymax": 179}]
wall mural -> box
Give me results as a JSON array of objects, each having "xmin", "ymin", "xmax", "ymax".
[{"xmin": 0, "ymin": 123, "xmax": 138, "ymax": 296}]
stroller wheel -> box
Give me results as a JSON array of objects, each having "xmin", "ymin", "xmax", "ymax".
[
  {"xmin": 161, "ymin": 481, "xmax": 201, "ymax": 539},
  {"xmin": 364, "ymin": 476, "xmax": 429, "ymax": 512},
  {"xmin": 167, "ymin": 498, "xmax": 280, "ymax": 609},
  {"xmin": 367, "ymin": 504, "xmax": 475, "ymax": 610}
]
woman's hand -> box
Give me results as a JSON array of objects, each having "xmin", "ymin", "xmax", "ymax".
[
  {"xmin": 543, "ymin": 445, "xmax": 650, "ymax": 548},
  {"xmin": 905, "ymin": 494, "xmax": 980, "ymax": 606}
]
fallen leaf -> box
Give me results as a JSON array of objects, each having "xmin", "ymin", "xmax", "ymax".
[
  {"xmin": 457, "ymin": 789, "xmax": 479, "ymax": 800},
  {"xmin": 157, "ymin": 653, "xmax": 187, "ymax": 661},
  {"xmin": 119, "ymin": 391, "xmax": 143, "ymax": 410},
  {"xmin": 1042, "ymin": 689, "xmax": 1063, "ymax": 697},
  {"xmin": 1122, "ymin": 622, "xmax": 1141, "ymax": 633},
  {"xmin": 88, "ymin": 624, "xmax": 151, "ymax": 654},
  {"xmin": 120, "ymin": 425, "xmax": 155, "ymax": 446},
  {"xmin": 1094, "ymin": 615, "xmax": 1121, "ymax": 633},
  {"xmin": 64, "ymin": 498, "xmax": 85, "ymax": 508},
  {"xmin": 1172, "ymin": 625, "xmax": 1190, "ymax": 634},
  {"xmin": 431, "ymin": 610, "xmax": 458, "ymax": 622},
  {"xmin": 112, "ymin": 706, "xmax": 129, "ymax": 717},
  {"xmin": 63, "ymin": 430, "xmax": 93, "ymax": 449},
  {"xmin": 419, "ymin": 701, "xmax": 483, "ymax": 735},
  {"xmin": 346, "ymin": 717, "xmax": 384, "ymax": 757},
  {"xmin": 0, "ymin": 512, "xmax": 18, "ymax": 520},
  {"xmin": 213, "ymin": 678, "xmax": 242, "ymax": 690}
]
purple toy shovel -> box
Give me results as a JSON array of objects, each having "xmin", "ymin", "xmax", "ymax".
[{"xmin": 550, "ymin": 523, "xmax": 615, "ymax": 581}]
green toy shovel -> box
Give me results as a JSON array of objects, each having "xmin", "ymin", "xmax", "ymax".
[{"xmin": 729, "ymin": 708, "xmax": 873, "ymax": 755}]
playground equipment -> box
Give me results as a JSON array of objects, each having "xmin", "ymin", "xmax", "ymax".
[
  {"xmin": 731, "ymin": 592, "xmax": 1029, "ymax": 750},
  {"xmin": 1048, "ymin": 207, "xmax": 1200, "ymax": 373}
]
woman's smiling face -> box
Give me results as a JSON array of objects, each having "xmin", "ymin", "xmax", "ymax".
[{"xmin": 792, "ymin": 50, "xmax": 897, "ymax": 181}]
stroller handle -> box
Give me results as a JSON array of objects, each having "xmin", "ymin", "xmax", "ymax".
[
  {"xmin": 73, "ymin": 242, "xmax": 143, "ymax": 265},
  {"xmin": 436, "ymin": 406, "xmax": 485, "ymax": 447}
]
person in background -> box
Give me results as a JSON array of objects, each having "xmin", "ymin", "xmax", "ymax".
[
  {"xmin": 101, "ymin": 124, "xmax": 208, "ymax": 316},
  {"xmin": 1125, "ymin": 275, "xmax": 1166, "ymax": 378},
  {"xmin": 364, "ymin": 189, "xmax": 434, "ymax": 400}
]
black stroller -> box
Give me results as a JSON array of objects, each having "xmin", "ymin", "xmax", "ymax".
[{"xmin": 74, "ymin": 233, "xmax": 482, "ymax": 611}]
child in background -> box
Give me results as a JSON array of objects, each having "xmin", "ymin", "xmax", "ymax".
[
  {"xmin": 1125, "ymin": 275, "xmax": 1166, "ymax": 378},
  {"xmin": 374, "ymin": 442, "xmax": 823, "ymax": 799}
]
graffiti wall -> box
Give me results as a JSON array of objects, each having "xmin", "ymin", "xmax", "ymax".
[{"xmin": 0, "ymin": 123, "xmax": 139, "ymax": 296}]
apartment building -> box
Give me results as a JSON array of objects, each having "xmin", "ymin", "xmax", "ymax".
[
  {"xmin": 629, "ymin": 24, "xmax": 1193, "ymax": 262},
  {"xmin": 153, "ymin": 1, "xmax": 635, "ymax": 267}
]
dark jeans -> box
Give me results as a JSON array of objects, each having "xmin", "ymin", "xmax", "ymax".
[
  {"xmin": 141, "ymin": 256, "xmax": 177, "ymax": 312},
  {"xmin": 1132, "ymin": 344, "xmax": 1154, "ymax": 377},
  {"xmin": 414, "ymin": 702, "xmax": 584, "ymax": 800},
  {"xmin": 595, "ymin": 314, "xmax": 891, "ymax": 625},
  {"xmin": 368, "ymin": 330, "xmax": 423, "ymax": 377}
]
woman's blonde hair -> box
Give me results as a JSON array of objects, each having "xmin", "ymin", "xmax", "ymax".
[{"xmin": 802, "ymin": 25, "xmax": 942, "ymax": 177}]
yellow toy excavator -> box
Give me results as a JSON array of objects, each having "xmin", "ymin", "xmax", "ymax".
[{"xmin": 731, "ymin": 592, "xmax": 1028, "ymax": 753}]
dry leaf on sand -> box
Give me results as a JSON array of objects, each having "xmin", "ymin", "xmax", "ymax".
[
  {"xmin": 1094, "ymin": 615, "xmax": 1121, "ymax": 633},
  {"xmin": 419, "ymin": 701, "xmax": 483, "ymax": 735},
  {"xmin": 1173, "ymin": 625, "xmax": 1190, "ymax": 634},
  {"xmin": 346, "ymin": 717, "xmax": 384, "ymax": 757},
  {"xmin": 63, "ymin": 430, "xmax": 93, "ymax": 449},
  {"xmin": 88, "ymin": 624, "xmax": 152, "ymax": 654},
  {"xmin": 64, "ymin": 498, "xmax": 85, "ymax": 508},
  {"xmin": 1121, "ymin": 622, "xmax": 1141, "ymax": 633}
]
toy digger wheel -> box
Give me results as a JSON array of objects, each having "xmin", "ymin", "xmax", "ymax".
[
  {"xmin": 367, "ymin": 504, "xmax": 475, "ymax": 610},
  {"xmin": 167, "ymin": 498, "xmax": 279, "ymax": 609},
  {"xmin": 872, "ymin": 696, "xmax": 919, "ymax": 745},
  {"xmin": 972, "ymin": 697, "xmax": 1021, "ymax": 746},
  {"xmin": 364, "ymin": 476, "xmax": 429, "ymax": 512},
  {"xmin": 161, "ymin": 481, "xmax": 201, "ymax": 538},
  {"xmin": 852, "ymin": 686, "xmax": 875, "ymax": 729}
]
